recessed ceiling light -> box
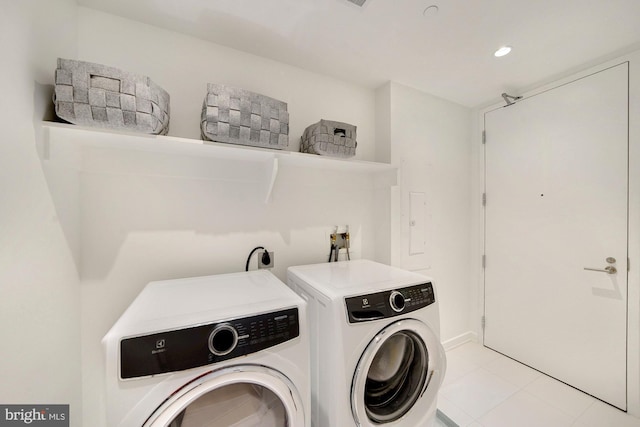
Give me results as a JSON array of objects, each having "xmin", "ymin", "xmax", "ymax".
[{"xmin": 494, "ymin": 46, "xmax": 512, "ymax": 57}]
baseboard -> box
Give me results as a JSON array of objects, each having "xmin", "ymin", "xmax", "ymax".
[
  {"xmin": 441, "ymin": 331, "xmax": 478, "ymax": 351},
  {"xmin": 436, "ymin": 409, "xmax": 459, "ymax": 427}
]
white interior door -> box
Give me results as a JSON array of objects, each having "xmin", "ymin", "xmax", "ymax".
[{"xmin": 484, "ymin": 63, "xmax": 628, "ymax": 410}]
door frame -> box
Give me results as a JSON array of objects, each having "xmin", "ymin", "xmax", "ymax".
[{"xmin": 473, "ymin": 52, "xmax": 640, "ymax": 417}]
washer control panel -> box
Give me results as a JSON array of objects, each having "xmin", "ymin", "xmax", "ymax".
[
  {"xmin": 345, "ymin": 282, "xmax": 435, "ymax": 323},
  {"xmin": 120, "ymin": 307, "xmax": 299, "ymax": 379}
]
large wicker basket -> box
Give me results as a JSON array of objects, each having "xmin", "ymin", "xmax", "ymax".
[
  {"xmin": 300, "ymin": 119, "xmax": 357, "ymax": 158},
  {"xmin": 53, "ymin": 58, "xmax": 170, "ymax": 135},
  {"xmin": 201, "ymin": 83, "xmax": 289, "ymax": 149}
]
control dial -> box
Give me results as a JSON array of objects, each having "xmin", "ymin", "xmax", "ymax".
[
  {"xmin": 389, "ymin": 291, "xmax": 406, "ymax": 313},
  {"xmin": 208, "ymin": 324, "xmax": 238, "ymax": 356}
]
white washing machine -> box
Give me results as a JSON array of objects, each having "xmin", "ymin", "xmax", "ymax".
[
  {"xmin": 102, "ymin": 270, "xmax": 309, "ymax": 427},
  {"xmin": 287, "ymin": 260, "xmax": 446, "ymax": 427}
]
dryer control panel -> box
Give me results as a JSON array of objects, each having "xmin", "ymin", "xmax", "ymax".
[
  {"xmin": 119, "ymin": 307, "xmax": 299, "ymax": 379},
  {"xmin": 345, "ymin": 282, "xmax": 435, "ymax": 323}
]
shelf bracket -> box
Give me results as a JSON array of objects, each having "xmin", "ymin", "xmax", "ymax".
[{"xmin": 263, "ymin": 156, "xmax": 279, "ymax": 203}]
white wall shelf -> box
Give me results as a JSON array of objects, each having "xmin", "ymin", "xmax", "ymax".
[{"xmin": 41, "ymin": 122, "xmax": 397, "ymax": 203}]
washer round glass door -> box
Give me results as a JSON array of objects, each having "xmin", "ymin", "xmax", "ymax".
[
  {"xmin": 351, "ymin": 319, "xmax": 445, "ymax": 425},
  {"xmin": 144, "ymin": 365, "xmax": 304, "ymax": 427}
]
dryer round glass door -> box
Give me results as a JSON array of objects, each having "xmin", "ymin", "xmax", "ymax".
[
  {"xmin": 351, "ymin": 319, "xmax": 446, "ymax": 426},
  {"xmin": 144, "ymin": 365, "xmax": 304, "ymax": 427}
]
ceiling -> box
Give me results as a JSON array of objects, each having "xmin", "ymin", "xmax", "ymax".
[{"xmin": 77, "ymin": 0, "xmax": 640, "ymax": 108}]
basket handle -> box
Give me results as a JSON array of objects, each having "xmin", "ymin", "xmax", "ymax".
[{"xmin": 334, "ymin": 128, "xmax": 346, "ymax": 137}]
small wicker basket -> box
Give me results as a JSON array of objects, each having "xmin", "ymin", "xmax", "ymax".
[
  {"xmin": 201, "ymin": 83, "xmax": 289, "ymax": 149},
  {"xmin": 53, "ymin": 58, "xmax": 170, "ymax": 135},
  {"xmin": 300, "ymin": 119, "xmax": 357, "ymax": 158}
]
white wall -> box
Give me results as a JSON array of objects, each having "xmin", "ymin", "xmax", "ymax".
[
  {"xmin": 72, "ymin": 8, "xmax": 391, "ymax": 425},
  {"xmin": 0, "ymin": 0, "xmax": 82, "ymax": 423},
  {"xmin": 383, "ymin": 82, "xmax": 473, "ymax": 343},
  {"xmin": 374, "ymin": 83, "xmax": 393, "ymax": 264}
]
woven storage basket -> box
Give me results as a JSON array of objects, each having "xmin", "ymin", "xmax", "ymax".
[
  {"xmin": 201, "ymin": 83, "xmax": 289, "ymax": 149},
  {"xmin": 53, "ymin": 58, "xmax": 170, "ymax": 135},
  {"xmin": 300, "ymin": 119, "xmax": 357, "ymax": 158}
]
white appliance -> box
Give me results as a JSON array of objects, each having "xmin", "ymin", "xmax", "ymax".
[
  {"xmin": 287, "ymin": 260, "xmax": 446, "ymax": 427},
  {"xmin": 103, "ymin": 270, "xmax": 309, "ymax": 426}
]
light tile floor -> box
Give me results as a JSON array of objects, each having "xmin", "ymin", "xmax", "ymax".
[{"xmin": 437, "ymin": 342, "xmax": 640, "ymax": 427}]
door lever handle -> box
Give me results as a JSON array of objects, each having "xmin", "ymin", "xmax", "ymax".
[{"xmin": 584, "ymin": 266, "xmax": 617, "ymax": 274}]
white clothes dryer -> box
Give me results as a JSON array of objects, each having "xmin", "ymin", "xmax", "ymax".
[
  {"xmin": 287, "ymin": 260, "xmax": 446, "ymax": 427},
  {"xmin": 103, "ymin": 270, "xmax": 309, "ymax": 427}
]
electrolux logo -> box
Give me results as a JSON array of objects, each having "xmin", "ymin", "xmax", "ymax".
[
  {"xmin": 152, "ymin": 338, "xmax": 166, "ymax": 355},
  {"xmin": 0, "ymin": 405, "xmax": 69, "ymax": 426}
]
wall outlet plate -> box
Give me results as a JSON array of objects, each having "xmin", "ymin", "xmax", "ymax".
[{"xmin": 258, "ymin": 251, "xmax": 274, "ymax": 269}]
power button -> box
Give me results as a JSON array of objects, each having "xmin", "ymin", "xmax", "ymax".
[
  {"xmin": 208, "ymin": 324, "xmax": 238, "ymax": 356},
  {"xmin": 389, "ymin": 291, "xmax": 406, "ymax": 312}
]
